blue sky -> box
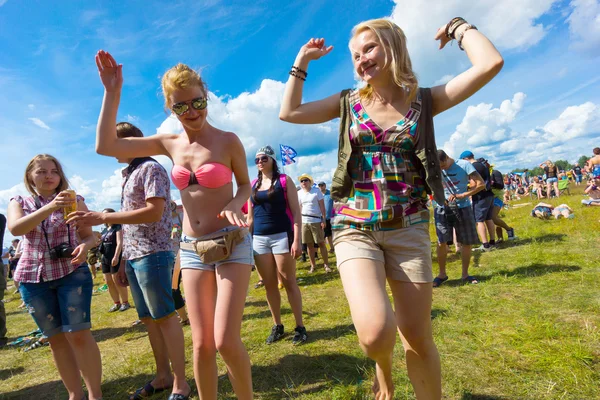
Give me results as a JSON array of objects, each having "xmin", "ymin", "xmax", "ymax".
[{"xmin": 1, "ymin": 0, "xmax": 599, "ymax": 246}]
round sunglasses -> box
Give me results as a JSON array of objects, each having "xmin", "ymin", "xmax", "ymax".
[{"xmin": 171, "ymin": 97, "xmax": 208, "ymax": 116}]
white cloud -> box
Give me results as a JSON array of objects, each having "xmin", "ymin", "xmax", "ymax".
[
  {"xmin": 28, "ymin": 117, "xmax": 50, "ymax": 130},
  {"xmin": 442, "ymin": 93, "xmax": 600, "ymax": 171},
  {"xmin": 0, "ymin": 183, "xmax": 28, "ymax": 215},
  {"xmin": 126, "ymin": 114, "xmax": 139, "ymax": 123},
  {"xmin": 567, "ymin": 0, "xmax": 600, "ymax": 55},
  {"xmin": 434, "ymin": 74, "xmax": 455, "ymax": 85},
  {"xmin": 388, "ymin": 0, "xmax": 558, "ymax": 84},
  {"xmin": 27, "ymin": 104, "xmax": 35, "ymax": 110},
  {"xmin": 444, "ymin": 92, "xmax": 526, "ymax": 157},
  {"xmin": 0, "ymin": 0, "xmax": 8, "ymax": 7},
  {"xmin": 156, "ymin": 114, "xmax": 183, "ymax": 134},
  {"xmin": 542, "ymin": 102, "xmax": 600, "ymax": 141}
]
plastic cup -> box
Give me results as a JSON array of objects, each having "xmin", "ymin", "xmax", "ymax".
[{"xmin": 63, "ymin": 189, "xmax": 77, "ymax": 219}]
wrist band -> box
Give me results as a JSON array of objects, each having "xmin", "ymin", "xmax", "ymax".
[
  {"xmin": 289, "ymin": 71, "xmax": 306, "ymax": 81},
  {"xmin": 291, "ymin": 65, "xmax": 308, "ymax": 77},
  {"xmin": 445, "ymin": 17, "xmax": 466, "ymax": 39},
  {"xmin": 457, "ymin": 24, "xmax": 478, "ymax": 50}
]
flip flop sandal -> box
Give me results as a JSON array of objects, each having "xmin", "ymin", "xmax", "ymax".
[
  {"xmin": 168, "ymin": 393, "xmax": 191, "ymax": 400},
  {"xmin": 129, "ymin": 380, "xmax": 172, "ymax": 400},
  {"xmin": 24, "ymin": 339, "xmax": 49, "ymax": 352},
  {"xmin": 462, "ymin": 275, "xmax": 479, "ymax": 284},
  {"xmin": 432, "ymin": 276, "xmax": 448, "ymax": 288}
]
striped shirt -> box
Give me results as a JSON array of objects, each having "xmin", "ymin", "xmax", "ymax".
[{"xmin": 11, "ymin": 194, "xmax": 84, "ymax": 283}]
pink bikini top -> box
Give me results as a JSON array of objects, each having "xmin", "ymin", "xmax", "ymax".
[{"xmin": 171, "ymin": 163, "xmax": 232, "ymax": 190}]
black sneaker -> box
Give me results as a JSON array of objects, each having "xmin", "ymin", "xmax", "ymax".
[
  {"xmin": 291, "ymin": 326, "xmax": 308, "ymax": 345},
  {"xmin": 266, "ymin": 324, "xmax": 284, "ymax": 344},
  {"xmin": 507, "ymin": 228, "xmax": 517, "ymax": 240}
]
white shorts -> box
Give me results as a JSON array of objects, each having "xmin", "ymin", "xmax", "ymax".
[{"xmin": 253, "ymin": 231, "xmax": 291, "ymax": 255}]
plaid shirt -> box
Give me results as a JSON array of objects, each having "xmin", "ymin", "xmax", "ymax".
[
  {"xmin": 121, "ymin": 160, "xmax": 172, "ymax": 260},
  {"xmin": 11, "ymin": 194, "xmax": 84, "ymax": 283}
]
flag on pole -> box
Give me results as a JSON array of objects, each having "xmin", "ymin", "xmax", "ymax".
[{"xmin": 279, "ymin": 144, "xmax": 298, "ymax": 166}]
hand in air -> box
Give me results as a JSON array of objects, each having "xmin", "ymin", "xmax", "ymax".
[
  {"xmin": 70, "ymin": 244, "xmax": 87, "ymax": 265},
  {"xmin": 300, "ymin": 38, "xmax": 334, "ymax": 61},
  {"xmin": 95, "ymin": 50, "xmax": 123, "ymax": 92},
  {"xmin": 66, "ymin": 211, "xmax": 105, "ymax": 227},
  {"xmin": 218, "ymin": 203, "xmax": 248, "ymax": 228},
  {"xmin": 434, "ymin": 25, "xmax": 452, "ymax": 50}
]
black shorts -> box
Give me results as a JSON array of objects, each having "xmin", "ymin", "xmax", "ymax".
[
  {"xmin": 324, "ymin": 219, "xmax": 332, "ymax": 238},
  {"xmin": 101, "ymin": 254, "xmax": 122, "ymax": 274},
  {"xmin": 472, "ymin": 195, "xmax": 494, "ymax": 222}
]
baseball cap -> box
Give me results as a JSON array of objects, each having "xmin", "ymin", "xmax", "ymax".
[
  {"xmin": 459, "ymin": 150, "xmax": 474, "ymax": 160},
  {"xmin": 318, "ymin": 181, "xmax": 326, "ymax": 186}
]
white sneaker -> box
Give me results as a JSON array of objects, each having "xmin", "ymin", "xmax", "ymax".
[{"xmin": 473, "ymin": 245, "xmax": 492, "ymax": 252}]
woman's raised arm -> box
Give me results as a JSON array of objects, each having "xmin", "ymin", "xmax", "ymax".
[
  {"xmin": 279, "ymin": 38, "xmax": 340, "ymax": 125},
  {"xmin": 95, "ymin": 50, "xmax": 168, "ymax": 158},
  {"xmin": 430, "ymin": 21, "xmax": 504, "ymax": 116}
]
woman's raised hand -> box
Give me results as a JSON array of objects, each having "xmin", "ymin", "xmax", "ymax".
[
  {"xmin": 95, "ymin": 50, "xmax": 123, "ymax": 92},
  {"xmin": 299, "ymin": 38, "xmax": 333, "ymax": 61},
  {"xmin": 434, "ymin": 25, "xmax": 452, "ymax": 50}
]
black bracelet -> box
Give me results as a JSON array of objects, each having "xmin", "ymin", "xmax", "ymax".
[
  {"xmin": 445, "ymin": 17, "xmax": 465, "ymax": 39},
  {"xmin": 289, "ymin": 71, "xmax": 306, "ymax": 81},
  {"xmin": 291, "ymin": 65, "xmax": 308, "ymax": 77},
  {"xmin": 448, "ymin": 20, "xmax": 467, "ymax": 40}
]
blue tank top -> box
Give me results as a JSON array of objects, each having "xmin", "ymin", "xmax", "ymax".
[{"xmin": 251, "ymin": 178, "xmax": 291, "ymax": 235}]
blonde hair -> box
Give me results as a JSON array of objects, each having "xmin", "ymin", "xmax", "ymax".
[
  {"xmin": 350, "ymin": 19, "xmax": 418, "ymax": 102},
  {"xmin": 24, "ymin": 154, "xmax": 70, "ymax": 196},
  {"xmin": 161, "ymin": 63, "xmax": 208, "ymax": 110},
  {"xmin": 546, "ymin": 160, "xmax": 555, "ymax": 169}
]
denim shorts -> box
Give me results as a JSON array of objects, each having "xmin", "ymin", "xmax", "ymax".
[
  {"xmin": 493, "ymin": 197, "xmax": 504, "ymax": 208},
  {"xmin": 253, "ymin": 231, "xmax": 292, "ymax": 255},
  {"xmin": 126, "ymin": 251, "xmax": 176, "ymax": 321},
  {"xmin": 19, "ymin": 265, "xmax": 93, "ymax": 338},
  {"xmin": 547, "ymin": 177, "xmax": 558, "ymax": 184},
  {"xmin": 180, "ymin": 227, "xmax": 254, "ymax": 271}
]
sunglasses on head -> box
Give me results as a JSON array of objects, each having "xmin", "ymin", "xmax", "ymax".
[
  {"xmin": 254, "ymin": 155, "xmax": 270, "ymax": 164},
  {"xmin": 171, "ymin": 97, "xmax": 208, "ymax": 116},
  {"xmin": 300, "ymin": 179, "xmax": 310, "ymax": 183}
]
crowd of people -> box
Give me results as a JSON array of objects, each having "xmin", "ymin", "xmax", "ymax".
[{"xmin": 0, "ymin": 14, "xmax": 595, "ymax": 400}]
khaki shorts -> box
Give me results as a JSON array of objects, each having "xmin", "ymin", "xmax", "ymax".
[
  {"xmin": 302, "ymin": 222, "xmax": 324, "ymax": 245},
  {"xmin": 333, "ymin": 223, "xmax": 433, "ymax": 283}
]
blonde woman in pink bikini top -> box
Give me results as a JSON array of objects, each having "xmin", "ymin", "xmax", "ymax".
[{"xmin": 93, "ymin": 51, "xmax": 254, "ymax": 400}]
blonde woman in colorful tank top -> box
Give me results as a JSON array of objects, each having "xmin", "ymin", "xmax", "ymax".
[{"xmin": 280, "ymin": 18, "xmax": 503, "ymax": 399}]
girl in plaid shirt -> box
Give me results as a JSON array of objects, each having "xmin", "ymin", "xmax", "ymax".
[{"xmin": 7, "ymin": 154, "xmax": 103, "ymax": 400}]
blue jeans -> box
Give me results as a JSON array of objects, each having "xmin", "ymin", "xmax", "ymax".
[
  {"xmin": 126, "ymin": 251, "xmax": 176, "ymax": 321},
  {"xmin": 19, "ymin": 265, "xmax": 93, "ymax": 338}
]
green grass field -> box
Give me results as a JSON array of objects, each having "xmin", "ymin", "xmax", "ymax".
[{"xmin": 1, "ymin": 185, "xmax": 599, "ymax": 399}]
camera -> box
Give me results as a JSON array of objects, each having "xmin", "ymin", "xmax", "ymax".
[
  {"xmin": 444, "ymin": 203, "xmax": 462, "ymax": 224},
  {"xmin": 49, "ymin": 243, "xmax": 75, "ymax": 261}
]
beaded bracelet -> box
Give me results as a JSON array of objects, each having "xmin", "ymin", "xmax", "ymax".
[
  {"xmin": 457, "ymin": 24, "xmax": 478, "ymax": 50},
  {"xmin": 289, "ymin": 71, "xmax": 306, "ymax": 81},
  {"xmin": 291, "ymin": 65, "xmax": 308, "ymax": 78}
]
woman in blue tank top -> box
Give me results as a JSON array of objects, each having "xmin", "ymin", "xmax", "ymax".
[{"xmin": 247, "ymin": 146, "xmax": 308, "ymax": 345}]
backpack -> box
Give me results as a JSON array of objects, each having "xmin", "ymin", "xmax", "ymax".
[
  {"xmin": 473, "ymin": 161, "xmax": 492, "ymax": 191},
  {"xmin": 491, "ymin": 169, "xmax": 504, "ymax": 190},
  {"xmin": 250, "ymin": 174, "xmax": 294, "ymax": 227}
]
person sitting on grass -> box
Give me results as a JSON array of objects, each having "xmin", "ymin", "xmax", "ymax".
[
  {"xmin": 582, "ymin": 177, "xmax": 600, "ymax": 206},
  {"xmin": 530, "ymin": 176, "xmax": 545, "ymax": 200}
]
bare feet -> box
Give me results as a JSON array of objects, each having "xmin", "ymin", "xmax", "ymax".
[{"xmin": 372, "ymin": 365, "xmax": 394, "ymax": 400}]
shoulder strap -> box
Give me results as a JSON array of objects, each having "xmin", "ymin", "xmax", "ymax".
[{"xmin": 279, "ymin": 174, "xmax": 294, "ymax": 227}]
